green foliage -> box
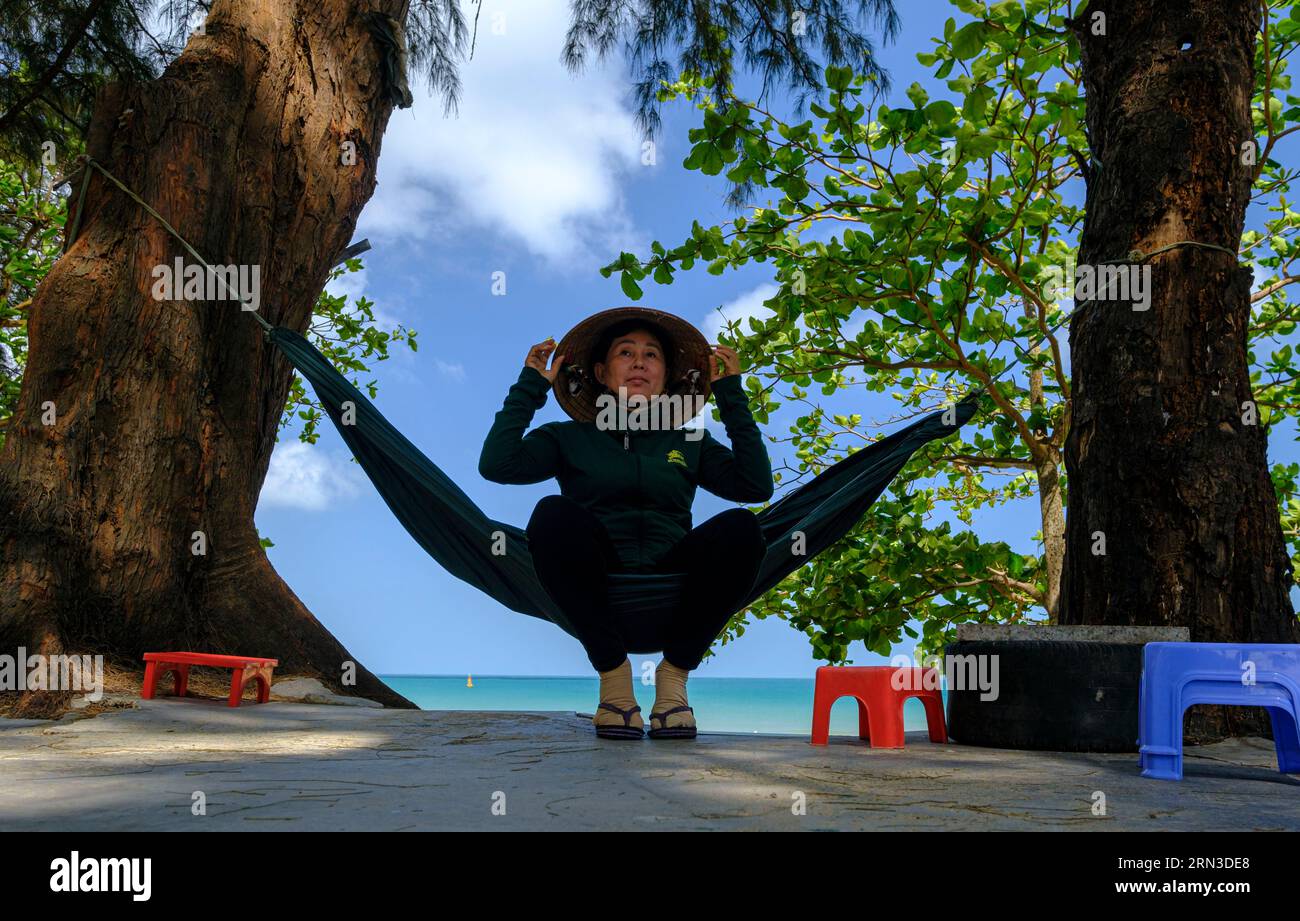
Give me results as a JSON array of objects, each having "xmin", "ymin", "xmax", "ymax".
[
  {"xmin": 564, "ymin": 0, "xmax": 901, "ymax": 140},
  {"xmin": 0, "ymin": 156, "xmax": 66, "ymax": 451},
  {"xmin": 626, "ymin": 0, "xmax": 1085, "ymax": 662},
  {"xmin": 1250, "ymin": 0, "xmax": 1300, "ymax": 582},
  {"xmin": 0, "ymin": 0, "xmax": 178, "ymax": 163}
]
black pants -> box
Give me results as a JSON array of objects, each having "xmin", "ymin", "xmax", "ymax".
[{"xmin": 526, "ymin": 495, "xmax": 766, "ymax": 673}]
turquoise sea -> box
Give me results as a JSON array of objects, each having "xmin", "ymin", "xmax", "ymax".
[{"xmin": 381, "ymin": 675, "xmax": 946, "ymax": 736}]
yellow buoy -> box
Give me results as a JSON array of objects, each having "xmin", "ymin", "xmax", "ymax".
[{"xmin": 466, "ymin": 674, "xmax": 473, "ymax": 688}]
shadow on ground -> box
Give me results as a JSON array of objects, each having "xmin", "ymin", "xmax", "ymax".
[{"xmin": 0, "ymin": 700, "xmax": 1295, "ymax": 831}]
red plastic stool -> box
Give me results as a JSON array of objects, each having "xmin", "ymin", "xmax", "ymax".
[
  {"xmin": 811, "ymin": 666, "xmax": 947, "ymax": 747},
  {"xmin": 142, "ymin": 652, "xmax": 279, "ymax": 708}
]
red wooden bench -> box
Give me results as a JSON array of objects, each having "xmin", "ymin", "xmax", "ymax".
[{"xmin": 141, "ymin": 652, "xmax": 279, "ymax": 707}]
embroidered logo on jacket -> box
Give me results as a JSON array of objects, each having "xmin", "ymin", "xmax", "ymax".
[{"xmin": 665, "ymin": 449, "xmax": 688, "ymax": 467}]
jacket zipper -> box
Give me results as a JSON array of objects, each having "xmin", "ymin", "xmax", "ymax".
[{"xmin": 623, "ymin": 430, "xmax": 643, "ymax": 568}]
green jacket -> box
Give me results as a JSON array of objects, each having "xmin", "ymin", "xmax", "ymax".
[{"xmin": 479, "ymin": 365, "xmax": 774, "ymax": 571}]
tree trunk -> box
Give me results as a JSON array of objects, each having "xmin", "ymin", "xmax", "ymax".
[
  {"xmin": 1062, "ymin": 0, "xmax": 1299, "ymax": 741},
  {"xmin": 1023, "ymin": 299, "xmax": 1064, "ymax": 620},
  {"xmin": 1035, "ymin": 455, "xmax": 1064, "ymax": 621},
  {"xmin": 0, "ymin": 0, "xmax": 416, "ymax": 712}
]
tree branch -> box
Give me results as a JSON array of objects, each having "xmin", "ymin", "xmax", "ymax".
[
  {"xmin": 0, "ymin": 0, "xmax": 113, "ymax": 134},
  {"xmin": 1252, "ymin": 274, "xmax": 1300, "ymax": 303},
  {"xmin": 944, "ymin": 453, "xmax": 1036, "ymax": 470}
]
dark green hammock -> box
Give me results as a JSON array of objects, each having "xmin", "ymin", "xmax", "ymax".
[{"xmin": 269, "ymin": 327, "xmax": 977, "ymax": 649}]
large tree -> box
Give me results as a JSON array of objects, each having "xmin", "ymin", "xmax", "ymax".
[
  {"xmin": 1062, "ymin": 0, "xmax": 1300, "ymax": 734},
  {"xmin": 0, "ymin": 0, "xmax": 428, "ymax": 711},
  {"xmin": 0, "ymin": 0, "xmax": 898, "ymax": 714}
]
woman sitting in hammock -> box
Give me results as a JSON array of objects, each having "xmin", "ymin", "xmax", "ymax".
[{"xmin": 478, "ymin": 307, "xmax": 773, "ymax": 740}]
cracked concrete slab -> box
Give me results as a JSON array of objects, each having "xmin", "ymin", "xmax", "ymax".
[{"xmin": 0, "ymin": 700, "xmax": 1296, "ymax": 831}]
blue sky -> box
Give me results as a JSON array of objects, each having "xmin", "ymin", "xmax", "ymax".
[{"xmin": 252, "ymin": 0, "xmax": 1299, "ymax": 680}]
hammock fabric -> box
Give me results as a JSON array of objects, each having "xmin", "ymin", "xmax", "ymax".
[{"xmin": 269, "ymin": 327, "xmax": 977, "ymax": 649}]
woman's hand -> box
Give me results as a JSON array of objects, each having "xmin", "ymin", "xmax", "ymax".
[
  {"xmin": 525, "ymin": 338, "xmax": 565, "ymax": 383},
  {"xmin": 709, "ymin": 345, "xmax": 740, "ymax": 381}
]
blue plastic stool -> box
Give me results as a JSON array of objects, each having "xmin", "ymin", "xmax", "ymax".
[{"xmin": 1139, "ymin": 642, "xmax": 1300, "ymax": 781}]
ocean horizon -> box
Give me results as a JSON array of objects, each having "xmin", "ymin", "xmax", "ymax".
[{"xmin": 380, "ymin": 674, "xmax": 946, "ymax": 736}]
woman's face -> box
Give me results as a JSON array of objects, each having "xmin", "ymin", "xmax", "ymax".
[{"xmin": 594, "ymin": 328, "xmax": 667, "ymax": 400}]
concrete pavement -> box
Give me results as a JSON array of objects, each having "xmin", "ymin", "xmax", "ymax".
[{"xmin": 0, "ymin": 699, "xmax": 1296, "ymax": 831}]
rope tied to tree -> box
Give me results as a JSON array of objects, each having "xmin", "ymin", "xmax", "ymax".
[{"xmin": 1098, "ymin": 239, "xmax": 1240, "ymax": 265}]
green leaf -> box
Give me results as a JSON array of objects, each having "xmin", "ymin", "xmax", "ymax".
[
  {"xmin": 826, "ymin": 65, "xmax": 853, "ymax": 93},
  {"xmin": 925, "ymin": 100, "xmax": 958, "ymax": 128},
  {"xmin": 950, "ymin": 22, "xmax": 988, "ymax": 60}
]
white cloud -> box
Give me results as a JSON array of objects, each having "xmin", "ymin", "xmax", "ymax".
[
  {"xmin": 681, "ymin": 284, "xmax": 780, "ymax": 432},
  {"xmin": 360, "ymin": 0, "xmax": 647, "ymax": 267},
  {"xmin": 260, "ymin": 441, "xmax": 364, "ymax": 511},
  {"xmin": 701, "ymin": 284, "xmax": 780, "ymax": 341},
  {"xmin": 326, "ymin": 263, "xmax": 368, "ymax": 302},
  {"xmin": 435, "ymin": 358, "xmax": 467, "ymax": 382}
]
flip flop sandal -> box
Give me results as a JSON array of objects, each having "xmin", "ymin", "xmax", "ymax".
[
  {"xmin": 648, "ymin": 705, "xmax": 697, "ymax": 740},
  {"xmin": 594, "ymin": 702, "xmax": 644, "ymax": 740}
]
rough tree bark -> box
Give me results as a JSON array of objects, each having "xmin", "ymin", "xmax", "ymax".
[
  {"xmin": 1062, "ymin": 0, "xmax": 1299, "ymax": 740},
  {"xmin": 1034, "ymin": 459, "xmax": 1064, "ymax": 620},
  {"xmin": 0, "ymin": 0, "xmax": 417, "ymax": 712}
]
